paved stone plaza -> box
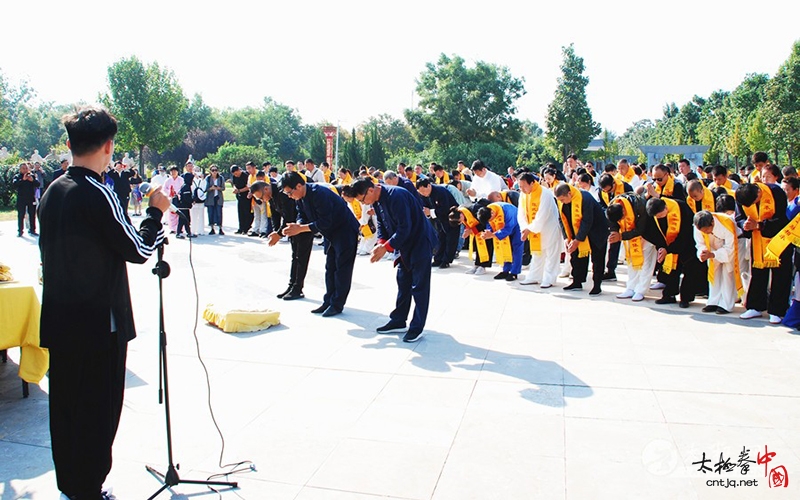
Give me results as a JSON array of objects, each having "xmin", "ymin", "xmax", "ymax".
[{"xmin": 1, "ymin": 206, "xmax": 799, "ymax": 499}]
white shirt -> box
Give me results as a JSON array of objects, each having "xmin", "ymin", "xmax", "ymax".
[{"xmin": 471, "ymin": 170, "xmax": 506, "ymax": 198}]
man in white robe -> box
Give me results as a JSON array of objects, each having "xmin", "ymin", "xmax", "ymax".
[
  {"xmin": 693, "ymin": 210, "xmax": 739, "ymax": 314},
  {"xmin": 516, "ymin": 173, "xmax": 563, "ymax": 288},
  {"xmin": 606, "ymin": 192, "xmax": 657, "ymax": 301}
]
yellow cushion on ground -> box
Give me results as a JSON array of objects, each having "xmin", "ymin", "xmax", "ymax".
[{"xmin": 203, "ymin": 303, "xmax": 280, "ymax": 333}]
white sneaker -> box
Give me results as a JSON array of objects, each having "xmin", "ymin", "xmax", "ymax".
[
  {"xmin": 616, "ymin": 289, "xmax": 635, "ymax": 299},
  {"xmin": 465, "ymin": 266, "xmax": 478, "ymax": 275},
  {"xmin": 740, "ymin": 309, "xmax": 763, "ymax": 320},
  {"xmin": 650, "ymin": 282, "xmax": 666, "ymax": 290},
  {"xmin": 519, "ymin": 278, "xmax": 539, "ymax": 285},
  {"xmin": 769, "ymin": 315, "xmax": 783, "ymax": 324},
  {"xmin": 632, "ymin": 293, "xmax": 645, "ymax": 302},
  {"xmin": 474, "ymin": 267, "xmax": 486, "ymax": 275}
]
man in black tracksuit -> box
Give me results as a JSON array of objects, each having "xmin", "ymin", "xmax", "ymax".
[
  {"xmin": 38, "ymin": 106, "xmax": 170, "ymax": 500},
  {"xmin": 12, "ymin": 163, "xmax": 40, "ymax": 236}
]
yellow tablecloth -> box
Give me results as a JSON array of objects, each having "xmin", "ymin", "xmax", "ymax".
[{"xmin": 0, "ymin": 282, "xmax": 49, "ymax": 383}]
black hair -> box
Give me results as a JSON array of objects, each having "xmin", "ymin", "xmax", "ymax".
[
  {"xmin": 476, "ymin": 206, "xmax": 492, "ymax": 225},
  {"xmin": 735, "ymin": 183, "xmax": 759, "ymax": 207},
  {"xmin": 416, "ymin": 178, "xmax": 432, "ymax": 189},
  {"xmin": 715, "ymin": 194, "xmax": 736, "ymax": 212},
  {"xmin": 752, "ymin": 151, "xmax": 769, "ymax": 164},
  {"xmin": 519, "ymin": 173, "xmax": 536, "ymax": 184},
  {"xmin": 578, "ymin": 173, "xmax": 593, "ymax": 185},
  {"xmin": 62, "ymin": 106, "xmax": 118, "ymax": 156},
  {"xmin": 606, "ymin": 203, "xmax": 623, "ymax": 223},
  {"xmin": 279, "ymin": 171, "xmax": 306, "ymax": 190},
  {"xmin": 471, "ymin": 159, "xmax": 486, "ymax": 172},
  {"xmin": 646, "ymin": 198, "xmax": 667, "ymax": 217},
  {"xmin": 351, "ymin": 178, "xmax": 376, "ymax": 196},
  {"xmin": 599, "ymin": 173, "xmax": 615, "ymax": 189}
]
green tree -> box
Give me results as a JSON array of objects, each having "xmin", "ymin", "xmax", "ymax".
[
  {"xmin": 363, "ymin": 126, "xmax": 386, "ymax": 170},
  {"xmin": 359, "ymin": 114, "xmax": 418, "ymax": 154},
  {"xmin": 405, "ymin": 53, "xmax": 526, "ymax": 147},
  {"xmin": 618, "ymin": 119, "xmax": 657, "ymax": 155},
  {"xmin": 725, "ymin": 116, "xmax": 748, "ymax": 166},
  {"xmin": 0, "ymin": 71, "xmax": 10, "ymax": 143},
  {"xmin": 545, "ymin": 44, "xmax": 600, "ymax": 161},
  {"xmin": 183, "ymin": 93, "xmax": 217, "ymax": 131},
  {"xmin": 302, "ymin": 126, "xmax": 327, "ymax": 163},
  {"xmin": 102, "ymin": 56, "xmax": 187, "ymax": 170},
  {"xmin": 762, "ymin": 40, "xmax": 800, "ymax": 165},
  {"xmin": 341, "ymin": 128, "xmax": 362, "ymax": 170},
  {"xmin": 220, "ymin": 97, "xmax": 305, "ymax": 160},
  {"xmin": 747, "ymin": 108, "xmax": 772, "ymax": 153},
  {"xmin": 198, "ymin": 142, "xmax": 275, "ymax": 175}
]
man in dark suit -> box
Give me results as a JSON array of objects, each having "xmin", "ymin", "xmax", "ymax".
[
  {"xmin": 416, "ymin": 178, "xmax": 460, "ymax": 269},
  {"xmin": 266, "ymin": 179, "xmax": 314, "ymax": 300},
  {"xmin": 12, "ymin": 163, "xmax": 40, "ymax": 237},
  {"xmin": 554, "ymin": 183, "xmax": 609, "ymax": 295},
  {"xmin": 280, "ymin": 172, "xmax": 359, "ymax": 317},
  {"xmin": 351, "ymin": 179, "xmax": 438, "ymax": 342}
]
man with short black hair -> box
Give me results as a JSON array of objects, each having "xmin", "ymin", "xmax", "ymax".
[
  {"xmin": 466, "ymin": 159, "xmax": 505, "ymax": 198},
  {"xmin": 646, "ymin": 164, "xmax": 686, "ymax": 200},
  {"xmin": 280, "ymin": 172, "xmax": 359, "ymax": 316},
  {"xmin": 230, "ymin": 165, "xmax": 251, "ymax": 234},
  {"xmin": 416, "ymin": 178, "xmax": 460, "ymax": 268},
  {"xmin": 39, "ymin": 106, "xmax": 170, "ymax": 500},
  {"xmin": 12, "ymin": 163, "xmax": 40, "ymax": 237},
  {"xmin": 351, "ymin": 179, "xmax": 437, "ymax": 342},
  {"xmin": 305, "ymin": 158, "xmax": 325, "ymax": 183}
]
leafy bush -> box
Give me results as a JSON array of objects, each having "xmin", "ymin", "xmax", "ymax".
[{"xmin": 197, "ymin": 143, "xmax": 278, "ymax": 176}]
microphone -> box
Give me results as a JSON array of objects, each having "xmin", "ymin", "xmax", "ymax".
[{"xmin": 139, "ymin": 182, "xmax": 181, "ymax": 214}]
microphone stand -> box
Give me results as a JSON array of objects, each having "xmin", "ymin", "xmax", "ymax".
[{"xmin": 145, "ymin": 239, "xmax": 237, "ymax": 499}]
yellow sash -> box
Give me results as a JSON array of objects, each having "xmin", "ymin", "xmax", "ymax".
[
  {"xmin": 657, "ymin": 175, "xmax": 675, "ymax": 197},
  {"xmin": 765, "ymin": 211, "xmax": 800, "ymax": 264},
  {"xmin": 615, "ymin": 196, "xmax": 644, "ymax": 270},
  {"xmin": 341, "ymin": 173, "xmax": 353, "ymax": 184},
  {"xmin": 703, "ymin": 214, "xmax": 744, "ymax": 297},
  {"xmin": 350, "ymin": 199, "xmax": 373, "ymax": 238},
  {"xmin": 711, "ymin": 180, "xmax": 735, "ymax": 196},
  {"xmin": 655, "ymin": 198, "xmax": 681, "ymax": 274},
  {"xmin": 408, "ymin": 172, "xmax": 417, "ymax": 183},
  {"xmin": 686, "ymin": 186, "xmax": 715, "ymax": 214},
  {"xmin": 435, "ymin": 172, "xmax": 450, "ymax": 184},
  {"xmin": 488, "ymin": 203, "xmax": 513, "ymax": 264},
  {"xmin": 616, "ymin": 168, "xmax": 635, "ymax": 184},
  {"xmin": 742, "ymin": 183, "xmax": 778, "ymax": 269},
  {"xmin": 459, "ymin": 207, "xmax": 489, "ymax": 263},
  {"xmin": 519, "ymin": 182, "xmax": 543, "ymax": 253},
  {"xmin": 557, "ymin": 185, "xmax": 591, "ymax": 258},
  {"xmin": 601, "ymin": 178, "xmax": 625, "ymax": 206},
  {"xmin": 323, "ymin": 169, "xmax": 332, "ymax": 183}
]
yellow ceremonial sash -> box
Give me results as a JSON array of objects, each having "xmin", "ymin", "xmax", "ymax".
[
  {"xmin": 488, "ymin": 203, "xmax": 513, "ymax": 264},
  {"xmin": 711, "ymin": 180, "xmax": 735, "ymax": 196},
  {"xmin": 616, "ymin": 168, "xmax": 635, "ymax": 184},
  {"xmin": 742, "ymin": 183, "xmax": 778, "ymax": 269},
  {"xmin": 703, "ymin": 214, "xmax": 744, "ymax": 297},
  {"xmin": 615, "ymin": 196, "xmax": 644, "ymax": 270},
  {"xmin": 765, "ymin": 211, "xmax": 800, "ymax": 264},
  {"xmin": 657, "ymin": 175, "xmax": 675, "ymax": 197},
  {"xmin": 655, "ymin": 198, "xmax": 681, "ymax": 274},
  {"xmin": 408, "ymin": 172, "xmax": 417, "ymax": 183},
  {"xmin": 350, "ymin": 199, "xmax": 373, "ymax": 238},
  {"xmin": 323, "ymin": 169, "xmax": 332, "ymax": 183},
  {"xmin": 686, "ymin": 186, "xmax": 715, "ymax": 214},
  {"xmin": 435, "ymin": 172, "xmax": 450, "ymax": 184},
  {"xmin": 341, "ymin": 173, "xmax": 353, "ymax": 184},
  {"xmin": 557, "ymin": 185, "xmax": 591, "ymax": 258},
  {"xmin": 520, "ymin": 182, "xmax": 543, "ymax": 253},
  {"xmin": 601, "ymin": 179, "xmax": 625, "ymax": 206},
  {"xmin": 459, "ymin": 207, "xmax": 489, "ymax": 263}
]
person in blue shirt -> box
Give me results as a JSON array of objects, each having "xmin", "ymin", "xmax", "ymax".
[
  {"xmin": 351, "ymin": 180, "xmax": 437, "ymax": 342},
  {"xmin": 280, "ymin": 172, "xmax": 359, "ymax": 317},
  {"xmin": 476, "ymin": 202, "xmax": 523, "ymax": 281},
  {"xmin": 783, "ymin": 177, "xmax": 800, "ymax": 221}
]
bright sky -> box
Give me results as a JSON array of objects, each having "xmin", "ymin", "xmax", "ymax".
[{"xmin": 3, "ymin": 0, "xmax": 798, "ymax": 136}]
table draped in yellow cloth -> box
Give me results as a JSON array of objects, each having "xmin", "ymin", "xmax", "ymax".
[
  {"xmin": 0, "ymin": 283, "xmax": 49, "ymax": 383},
  {"xmin": 203, "ymin": 303, "xmax": 280, "ymax": 333}
]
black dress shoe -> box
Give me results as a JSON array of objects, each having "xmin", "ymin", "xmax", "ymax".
[
  {"xmin": 602, "ymin": 272, "xmax": 616, "ymax": 281},
  {"xmin": 276, "ymin": 286, "xmax": 293, "ymax": 299},
  {"xmin": 431, "ymin": 261, "xmax": 442, "ymax": 267},
  {"xmin": 283, "ymin": 289, "xmax": 305, "ymax": 300},
  {"xmin": 438, "ymin": 262, "xmax": 450, "ymax": 269},
  {"xmin": 321, "ymin": 305, "xmax": 342, "ymax": 317},
  {"xmin": 311, "ymin": 304, "xmax": 329, "ymax": 314},
  {"xmin": 377, "ymin": 321, "xmax": 407, "ymax": 334},
  {"xmin": 403, "ymin": 329, "xmax": 424, "ymax": 343},
  {"xmin": 29, "ymin": 231, "xmax": 39, "ymax": 236},
  {"xmin": 494, "ymin": 272, "xmax": 509, "ymax": 280},
  {"xmin": 655, "ymin": 296, "xmax": 676, "ymax": 305},
  {"xmin": 679, "ymin": 301, "xmax": 690, "ymax": 309},
  {"xmin": 715, "ymin": 308, "xmax": 730, "ymax": 314},
  {"xmin": 505, "ymin": 274, "xmax": 517, "ymax": 281},
  {"xmin": 701, "ymin": 305, "xmax": 719, "ymax": 313},
  {"xmin": 17, "ymin": 232, "xmax": 22, "ymax": 237},
  {"xmin": 589, "ymin": 286, "xmax": 602, "ymax": 295},
  {"xmin": 218, "ymin": 229, "xmax": 225, "ymax": 235},
  {"xmin": 563, "ymin": 282, "xmax": 582, "ymax": 290}
]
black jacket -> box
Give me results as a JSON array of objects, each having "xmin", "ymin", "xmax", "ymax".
[
  {"xmin": 735, "ymin": 183, "xmax": 788, "ymax": 239},
  {"xmin": 560, "ymin": 190, "xmax": 609, "ymax": 243},
  {"xmin": 642, "ymin": 199, "xmax": 696, "ymax": 259},
  {"xmin": 12, "ymin": 172, "xmax": 40, "ymax": 206},
  {"xmin": 269, "ymin": 181, "xmax": 298, "ymax": 234},
  {"xmin": 609, "ymin": 192, "xmax": 649, "ymax": 240},
  {"xmin": 421, "ymin": 184, "xmax": 459, "ymax": 225},
  {"xmin": 38, "ymin": 167, "xmax": 165, "ymax": 349}
]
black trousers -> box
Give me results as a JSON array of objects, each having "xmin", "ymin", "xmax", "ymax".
[
  {"xmin": 433, "ymin": 223, "xmax": 460, "ymax": 265},
  {"xmin": 49, "ymin": 333, "xmax": 127, "ymax": 499},
  {"xmin": 606, "ymin": 241, "xmax": 621, "ymax": 273},
  {"xmin": 391, "ymin": 249, "xmax": 433, "ymax": 332},
  {"xmin": 659, "ymin": 253, "xmax": 704, "ymax": 303},
  {"xmin": 289, "ymin": 232, "xmax": 314, "ymax": 291},
  {"xmin": 747, "ymin": 246, "xmax": 793, "ymax": 317},
  {"xmin": 17, "ymin": 202, "xmax": 36, "ymax": 234},
  {"xmin": 236, "ymin": 196, "xmax": 252, "ymax": 232},
  {"xmin": 473, "ymin": 236, "xmax": 494, "ymax": 268},
  {"xmin": 570, "ymin": 237, "xmax": 607, "ymax": 287},
  {"xmin": 322, "ymin": 235, "xmax": 358, "ymax": 310},
  {"xmin": 176, "ymin": 207, "xmax": 191, "ymax": 235}
]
